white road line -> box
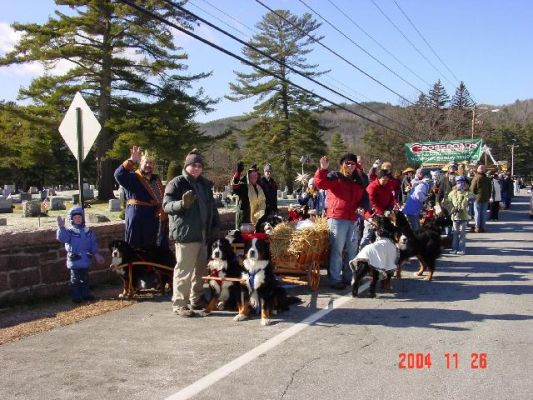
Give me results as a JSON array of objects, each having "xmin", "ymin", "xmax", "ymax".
[{"xmin": 164, "ymin": 283, "xmax": 366, "ymax": 400}]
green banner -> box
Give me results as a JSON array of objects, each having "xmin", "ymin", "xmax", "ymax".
[{"xmin": 405, "ymin": 139, "xmax": 483, "ymax": 164}]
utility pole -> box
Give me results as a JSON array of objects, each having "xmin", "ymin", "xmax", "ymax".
[
  {"xmin": 509, "ymin": 140, "xmax": 519, "ymax": 176},
  {"xmin": 471, "ymin": 106, "xmax": 476, "ymax": 140}
]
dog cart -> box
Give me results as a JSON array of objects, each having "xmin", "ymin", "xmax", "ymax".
[
  {"xmin": 269, "ymin": 236, "xmax": 327, "ymax": 291},
  {"xmin": 268, "ymin": 219, "xmax": 329, "ymax": 292}
]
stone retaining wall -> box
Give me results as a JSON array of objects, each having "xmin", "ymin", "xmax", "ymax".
[{"xmin": 0, "ymin": 210, "xmax": 237, "ymax": 306}]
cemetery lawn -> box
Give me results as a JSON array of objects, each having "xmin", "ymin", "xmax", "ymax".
[{"xmin": 1, "ymin": 199, "xmax": 123, "ymax": 232}]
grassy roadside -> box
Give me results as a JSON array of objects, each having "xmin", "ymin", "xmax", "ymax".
[{"xmin": 0, "ymin": 284, "xmax": 135, "ymax": 346}]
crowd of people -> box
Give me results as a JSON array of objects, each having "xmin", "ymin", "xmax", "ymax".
[{"xmin": 55, "ymin": 145, "xmax": 522, "ymax": 306}]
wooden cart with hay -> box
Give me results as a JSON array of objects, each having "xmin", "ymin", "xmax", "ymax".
[{"xmin": 269, "ymin": 218, "xmax": 329, "ymax": 291}]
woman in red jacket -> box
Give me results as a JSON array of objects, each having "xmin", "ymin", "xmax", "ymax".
[{"xmin": 314, "ymin": 154, "xmax": 364, "ymax": 290}]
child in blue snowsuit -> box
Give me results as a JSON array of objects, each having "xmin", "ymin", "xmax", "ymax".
[{"xmin": 56, "ymin": 206, "xmax": 104, "ymax": 303}]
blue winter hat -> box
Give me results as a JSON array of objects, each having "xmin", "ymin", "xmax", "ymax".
[{"xmin": 456, "ymin": 175, "xmax": 466, "ymax": 182}]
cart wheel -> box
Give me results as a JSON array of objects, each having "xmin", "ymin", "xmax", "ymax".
[{"xmin": 308, "ymin": 261, "xmax": 320, "ymax": 291}]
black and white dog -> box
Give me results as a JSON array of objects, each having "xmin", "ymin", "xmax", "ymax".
[
  {"xmin": 349, "ymin": 214, "xmax": 399, "ymax": 298},
  {"xmin": 109, "ymin": 240, "xmax": 174, "ymax": 298},
  {"xmin": 234, "ymin": 238, "xmax": 294, "ymax": 326},
  {"xmin": 393, "ymin": 210, "xmax": 442, "ymax": 281},
  {"xmin": 255, "ymin": 214, "xmax": 284, "ymax": 234},
  {"xmin": 204, "ymin": 238, "xmax": 243, "ymax": 313}
]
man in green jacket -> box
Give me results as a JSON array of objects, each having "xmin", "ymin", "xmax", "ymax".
[
  {"xmin": 163, "ymin": 149, "xmax": 220, "ymax": 317},
  {"xmin": 470, "ymin": 164, "xmax": 492, "ymax": 233}
]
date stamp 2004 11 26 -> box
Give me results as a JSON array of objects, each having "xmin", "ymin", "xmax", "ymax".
[{"xmin": 399, "ymin": 352, "xmax": 488, "ymax": 369}]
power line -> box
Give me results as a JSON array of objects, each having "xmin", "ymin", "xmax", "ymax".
[
  {"xmin": 326, "ymin": 0, "xmax": 431, "ymax": 87},
  {"xmin": 194, "ymin": 0, "xmax": 373, "ymax": 104},
  {"xmin": 195, "ymin": 0, "xmax": 256, "ymax": 36},
  {"xmin": 393, "ymin": 0, "xmax": 460, "ymax": 84},
  {"xmin": 164, "ymin": 0, "xmax": 413, "ymax": 132},
  {"xmin": 369, "ymin": 0, "xmax": 455, "ymax": 87},
  {"xmin": 188, "ymin": 1, "xmax": 248, "ymax": 37},
  {"xmin": 117, "ymin": 0, "xmax": 410, "ymax": 137},
  {"xmin": 255, "ymin": 0, "xmax": 415, "ymax": 107},
  {"xmin": 295, "ymin": 0, "xmax": 424, "ymax": 96}
]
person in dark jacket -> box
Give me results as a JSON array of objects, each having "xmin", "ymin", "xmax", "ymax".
[
  {"xmin": 297, "ymin": 178, "xmax": 326, "ymax": 215},
  {"xmin": 114, "ymin": 146, "xmax": 167, "ymax": 250},
  {"xmin": 260, "ymin": 163, "xmax": 278, "ymax": 216},
  {"xmin": 314, "ymin": 153, "xmax": 364, "ymax": 290},
  {"xmin": 57, "ymin": 206, "xmax": 104, "ymax": 303},
  {"xmin": 470, "ymin": 164, "xmax": 492, "ymax": 232},
  {"xmin": 163, "ymin": 149, "xmax": 220, "ymax": 317}
]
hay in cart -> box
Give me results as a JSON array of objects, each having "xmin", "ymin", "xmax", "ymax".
[{"xmin": 269, "ymin": 217, "xmax": 329, "ymax": 291}]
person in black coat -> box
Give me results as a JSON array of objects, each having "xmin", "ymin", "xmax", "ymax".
[{"xmin": 260, "ymin": 163, "xmax": 278, "ymax": 216}]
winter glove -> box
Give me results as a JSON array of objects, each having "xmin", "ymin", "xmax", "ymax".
[
  {"xmin": 236, "ymin": 161, "xmax": 245, "ymax": 173},
  {"xmin": 57, "ymin": 216, "xmax": 65, "ymax": 228},
  {"xmin": 182, "ymin": 190, "xmax": 196, "ymax": 209},
  {"xmin": 95, "ymin": 253, "xmax": 105, "ymax": 265}
]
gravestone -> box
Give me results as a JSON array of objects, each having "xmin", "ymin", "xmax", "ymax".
[
  {"xmin": 49, "ymin": 197, "xmax": 66, "ymax": 210},
  {"xmin": 29, "ymin": 186, "xmax": 39, "ymax": 194},
  {"xmin": 89, "ymin": 184, "xmax": 95, "ymax": 190},
  {"xmin": 72, "ymin": 194, "xmax": 80, "ymax": 204},
  {"xmin": 86, "ymin": 213, "xmax": 110, "ymax": 223},
  {"xmin": 22, "ymin": 200, "xmax": 41, "ymax": 217},
  {"xmin": 3, "ymin": 185, "xmax": 15, "ymax": 197},
  {"xmin": 108, "ymin": 199, "xmax": 121, "ymax": 212},
  {"xmin": 0, "ymin": 198, "xmax": 13, "ymax": 213},
  {"xmin": 9, "ymin": 194, "xmax": 22, "ymax": 204},
  {"xmin": 20, "ymin": 192, "xmax": 32, "ymax": 201},
  {"xmin": 83, "ymin": 188, "xmax": 95, "ymax": 200},
  {"xmin": 0, "ymin": 218, "xmax": 6, "ymax": 226},
  {"xmin": 58, "ymin": 185, "xmax": 65, "ymax": 192},
  {"xmin": 83, "ymin": 183, "xmax": 90, "ymax": 189}
]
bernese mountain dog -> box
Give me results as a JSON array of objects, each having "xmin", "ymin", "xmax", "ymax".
[
  {"xmin": 349, "ymin": 214, "xmax": 399, "ymax": 298},
  {"xmin": 393, "ymin": 210, "xmax": 442, "ymax": 281},
  {"xmin": 109, "ymin": 240, "xmax": 174, "ymax": 298},
  {"xmin": 234, "ymin": 238, "xmax": 293, "ymax": 326},
  {"xmin": 204, "ymin": 238, "xmax": 243, "ymax": 314}
]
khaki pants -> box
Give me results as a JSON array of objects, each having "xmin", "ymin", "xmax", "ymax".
[{"xmin": 172, "ymin": 242, "xmax": 207, "ymax": 308}]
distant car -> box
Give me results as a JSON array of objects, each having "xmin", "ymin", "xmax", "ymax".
[{"xmin": 529, "ymin": 194, "xmax": 533, "ymax": 219}]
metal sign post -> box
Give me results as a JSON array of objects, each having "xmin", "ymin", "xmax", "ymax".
[
  {"xmin": 59, "ymin": 92, "xmax": 101, "ymax": 208},
  {"xmin": 76, "ymin": 107, "xmax": 84, "ymax": 208}
]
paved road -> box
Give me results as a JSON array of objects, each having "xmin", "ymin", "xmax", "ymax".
[{"xmin": 1, "ymin": 194, "xmax": 532, "ymax": 400}]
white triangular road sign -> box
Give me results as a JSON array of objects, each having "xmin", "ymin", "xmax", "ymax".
[{"xmin": 58, "ymin": 92, "xmax": 101, "ymax": 161}]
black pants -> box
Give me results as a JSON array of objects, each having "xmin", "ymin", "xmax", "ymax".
[{"xmin": 489, "ymin": 201, "xmax": 500, "ymax": 221}]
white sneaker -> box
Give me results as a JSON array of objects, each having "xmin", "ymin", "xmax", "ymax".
[{"xmin": 456, "ymin": 251, "xmax": 465, "ymax": 255}]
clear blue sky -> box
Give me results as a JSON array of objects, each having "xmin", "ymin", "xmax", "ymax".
[{"xmin": 1, "ymin": 0, "xmax": 532, "ymax": 123}]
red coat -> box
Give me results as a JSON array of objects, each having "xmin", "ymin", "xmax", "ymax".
[
  {"xmin": 366, "ymin": 178, "xmax": 397, "ymax": 217},
  {"xmin": 314, "ymin": 168, "xmax": 364, "ymax": 221}
]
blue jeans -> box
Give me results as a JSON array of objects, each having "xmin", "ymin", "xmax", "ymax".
[
  {"xmin": 359, "ymin": 219, "xmax": 375, "ymax": 251},
  {"xmin": 452, "ymin": 220, "xmax": 467, "ymax": 252},
  {"xmin": 328, "ymin": 219, "xmax": 358, "ymax": 285},
  {"xmin": 70, "ymin": 268, "xmax": 90, "ymax": 301},
  {"xmin": 474, "ymin": 201, "xmax": 488, "ymax": 229},
  {"xmin": 406, "ymin": 214, "xmax": 420, "ymax": 231}
]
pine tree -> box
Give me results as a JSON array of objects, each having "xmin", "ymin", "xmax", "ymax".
[
  {"xmin": 0, "ymin": 0, "xmax": 214, "ymax": 200},
  {"xmin": 451, "ymin": 81, "xmax": 474, "ymax": 109},
  {"xmin": 427, "ymin": 80, "xmax": 450, "ymax": 110},
  {"xmin": 227, "ymin": 9, "xmax": 327, "ymax": 192},
  {"xmin": 328, "ymin": 132, "xmax": 348, "ymax": 165}
]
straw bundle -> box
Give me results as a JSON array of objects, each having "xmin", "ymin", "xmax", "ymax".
[{"xmin": 270, "ymin": 217, "xmax": 329, "ymax": 260}]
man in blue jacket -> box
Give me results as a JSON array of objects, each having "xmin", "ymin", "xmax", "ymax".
[{"xmin": 114, "ymin": 145, "xmax": 167, "ymax": 250}]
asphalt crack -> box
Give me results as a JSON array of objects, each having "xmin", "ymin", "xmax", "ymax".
[{"xmin": 280, "ymin": 356, "xmax": 321, "ymax": 399}]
